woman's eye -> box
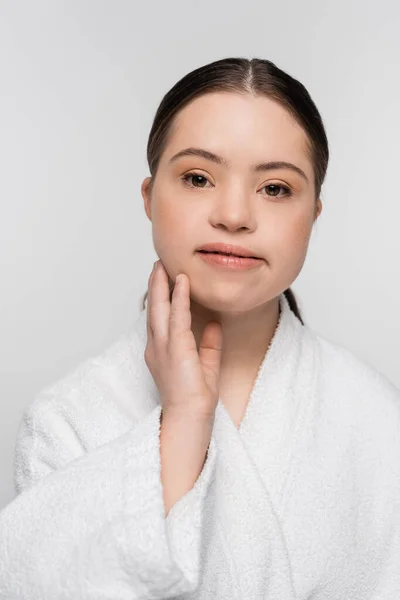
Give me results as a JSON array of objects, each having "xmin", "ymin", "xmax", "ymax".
[
  {"xmin": 262, "ymin": 184, "xmax": 292, "ymax": 198},
  {"xmin": 181, "ymin": 173, "xmax": 211, "ymax": 188},
  {"xmin": 181, "ymin": 174, "xmax": 291, "ymax": 197}
]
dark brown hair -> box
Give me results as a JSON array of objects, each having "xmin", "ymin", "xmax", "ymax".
[{"xmin": 140, "ymin": 57, "xmax": 329, "ymax": 325}]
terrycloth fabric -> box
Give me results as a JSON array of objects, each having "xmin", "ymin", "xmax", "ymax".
[{"xmin": 1, "ymin": 293, "xmax": 400, "ymax": 599}]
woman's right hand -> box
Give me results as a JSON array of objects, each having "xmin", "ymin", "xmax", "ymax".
[{"xmin": 144, "ymin": 259, "xmax": 223, "ymax": 421}]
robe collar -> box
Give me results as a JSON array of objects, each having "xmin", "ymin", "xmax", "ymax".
[
  {"xmin": 216, "ymin": 291, "xmax": 319, "ymax": 505},
  {"xmin": 131, "ymin": 289, "xmax": 318, "ymax": 507}
]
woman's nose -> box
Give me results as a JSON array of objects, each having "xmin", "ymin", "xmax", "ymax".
[{"xmin": 209, "ymin": 191, "xmax": 256, "ymax": 232}]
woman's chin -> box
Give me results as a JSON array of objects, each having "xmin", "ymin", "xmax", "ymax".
[{"xmin": 190, "ymin": 291, "xmax": 258, "ymax": 314}]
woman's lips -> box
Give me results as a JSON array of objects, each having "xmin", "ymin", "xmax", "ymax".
[{"xmin": 197, "ymin": 251, "xmax": 262, "ymax": 270}]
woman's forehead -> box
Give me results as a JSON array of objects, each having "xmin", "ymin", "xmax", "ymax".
[{"xmin": 165, "ymin": 92, "xmax": 312, "ymax": 175}]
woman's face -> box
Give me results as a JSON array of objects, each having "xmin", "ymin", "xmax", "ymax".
[{"xmin": 141, "ymin": 92, "xmax": 322, "ymax": 313}]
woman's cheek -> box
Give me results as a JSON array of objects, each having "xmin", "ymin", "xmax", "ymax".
[{"xmin": 274, "ymin": 220, "xmax": 312, "ymax": 269}]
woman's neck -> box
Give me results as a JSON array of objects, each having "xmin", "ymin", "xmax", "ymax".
[{"xmin": 190, "ymin": 296, "xmax": 281, "ymax": 374}]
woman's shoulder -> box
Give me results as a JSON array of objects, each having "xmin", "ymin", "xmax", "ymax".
[
  {"xmin": 14, "ymin": 326, "xmax": 161, "ymax": 494},
  {"xmin": 22, "ymin": 327, "xmax": 159, "ymax": 451}
]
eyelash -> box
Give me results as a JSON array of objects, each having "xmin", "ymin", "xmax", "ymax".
[{"xmin": 180, "ymin": 171, "xmax": 293, "ymax": 198}]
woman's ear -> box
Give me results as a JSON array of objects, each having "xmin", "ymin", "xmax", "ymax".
[
  {"xmin": 314, "ymin": 198, "xmax": 322, "ymax": 220},
  {"xmin": 141, "ymin": 177, "xmax": 153, "ymax": 221}
]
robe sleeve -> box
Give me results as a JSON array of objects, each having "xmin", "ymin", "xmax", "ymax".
[{"xmin": 0, "ymin": 399, "xmax": 217, "ymax": 599}]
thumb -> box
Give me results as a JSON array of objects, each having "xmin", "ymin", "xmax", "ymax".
[{"xmin": 198, "ymin": 321, "xmax": 223, "ymax": 393}]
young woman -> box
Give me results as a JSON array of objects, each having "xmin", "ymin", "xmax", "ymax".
[{"xmin": 1, "ymin": 57, "xmax": 399, "ymax": 599}]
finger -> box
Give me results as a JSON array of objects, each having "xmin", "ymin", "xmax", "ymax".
[
  {"xmin": 146, "ymin": 262, "xmax": 157, "ymax": 339},
  {"xmin": 198, "ymin": 321, "xmax": 223, "ymax": 391},
  {"xmin": 169, "ymin": 273, "xmax": 191, "ymax": 337},
  {"xmin": 150, "ymin": 260, "xmax": 172, "ymax": 343}
]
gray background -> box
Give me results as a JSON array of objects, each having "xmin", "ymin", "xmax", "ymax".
[{"xmin": 1, "ymin": 0, "xmax": 399, "ymax": 509}]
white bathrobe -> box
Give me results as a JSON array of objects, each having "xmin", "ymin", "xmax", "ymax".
[{"xmin": 1, "ymin": 292, "xmax": 399, "ymax": 599}]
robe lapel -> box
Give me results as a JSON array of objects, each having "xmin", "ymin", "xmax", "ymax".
[
  {"xmin": 211, "ymin": 404, "xmax": 296, "ymax": 599},
  {"xmin": 236, "ymin": 293, "xmax": 320, "ymax": 510},
  {"xmin": 210, "ymin": 292, "xmax": 320, "ymax": 599}
]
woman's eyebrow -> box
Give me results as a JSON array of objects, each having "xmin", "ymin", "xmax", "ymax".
[{"xmin": 169, "ymin": 147, "xmax": 309, "ymax": 183}]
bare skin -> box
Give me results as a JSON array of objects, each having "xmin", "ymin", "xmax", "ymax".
[
  {"xmin": 141, "ymin": 91, "xmax": 322, "ymax": 416},
  {"xmin": 145, "ymin": 261, "xmax": 223, "ymax": 514}
]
